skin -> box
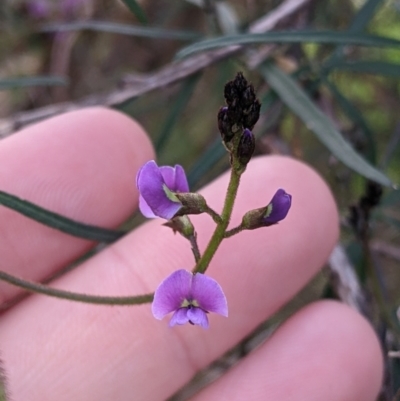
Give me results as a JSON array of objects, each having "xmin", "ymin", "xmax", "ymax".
[{"xmin": 0, "ymin": 108, "xmax": 383, "ymax": 401}]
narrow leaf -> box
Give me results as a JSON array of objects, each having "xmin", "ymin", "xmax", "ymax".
[
  {"xmin": 328, "ymin": 60, "xmax": 400, "ymax": 77},
  {"xmin": 0, "ymin": 191, "xmax": 125, "ymax": 243},
  {"xmin": 0, "ymin": 76, "xmax": 67, "ymax": 90},
  {"xmin": 260, "ymin": 63, "xmax": 392, "ymax": 186},
  {"xmin": 41, "ymin": 21, "xmax": 200, "ymax": 41},
  {"xmin": 322, "ymin": 77, "xmax": 376, "ymax": 163},
  {"xmin": 176, "ymin": 31, "xmax": 400, "ymax": 59},
  {"xmin": 120, "ymin": 0, "xmax": 148, "ymax": 24},
  {"xmin": 325, "ymin": 0, "xmax": 382, "ymax": 67},
  {"xmin": 349, "ymin": 0, "xmax": 382, "ymax": 33},
  {"xmin": 156, "ymin": 73, "xmax": 201, "ymax": 152}
]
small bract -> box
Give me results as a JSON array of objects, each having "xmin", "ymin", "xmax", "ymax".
[{"xmin": 152, "ymin": 269, "xmax": 228, "ymax": 329}]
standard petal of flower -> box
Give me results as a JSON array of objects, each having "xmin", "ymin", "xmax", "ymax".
[
  {"xmin": 169, "ymin": 308, "xmax": 190, "ymax": 327},
  {"xmin": 264, "ymin": 188, "xmax": 292, "ymax": 224},
  {"xmin": 187, "ymin": 308, "xmax": 209, "ymax": 329},
  {"xmin": 152, "ymin": 270, "xmax": 193, "ymax": 320},
  {"xmin": 191, "ymin": 274, "xmax": 228, "ymax": 317}
]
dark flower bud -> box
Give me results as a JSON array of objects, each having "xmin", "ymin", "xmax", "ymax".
[
  {"xmin": 237, "ymin": 128, "xmax": 255, "ymax": 167},
  {"xmin": 241, "ymin": 189, "xmax": 292, "ymax": 230},
  {"xmin": 242, "ymin": 99, "xmax": 261, "ymax": 129},
  {"xmin": 242, "ymin": 85, "xmax": 256, "ymax": 108},
  {"xmin": 218, "ymin": 107, "xmax": 234, "ymax": 143},
  {"xmin": 174, "ymin": 192, "xmax": 208, "ymax": 216}
]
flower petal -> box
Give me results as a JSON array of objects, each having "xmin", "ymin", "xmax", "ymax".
[
  {"xmin": 151, "ymin": 270, "xmax": 193, "ymax": 320},
  {"xmin": 173, "ymin": 165, "xmax": 190, "ymax": 193},
  {"xmin": 137, "ymin": 160, "xmax": 182, "ymax": 220},
  {"xmin": 169, "ymin": 308, "xmax": 190, "ymax": 327},
  {"xmin": 159, "ymin": 165, "xmax": 189, "ymax": 193},
  {"xmin": 191, "ymin": 274, "xmax": 228, "ymax": 317},
  {"xmin": 263, "ymin": 188, "xmax": 292, "ymax": 224},
  {"xmin": 138, "ymin": 195, "xmax": 156, "ymax": 218},
  {"xmin": 187, "ymin": 308, "xmax": 209, "ymax": 329}
]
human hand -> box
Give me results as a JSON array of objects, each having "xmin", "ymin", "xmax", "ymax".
[{"xmin": 0, "ymin": 108, "xmax": 383, "ymax": 400}]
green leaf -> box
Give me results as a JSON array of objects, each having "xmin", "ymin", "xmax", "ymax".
[
  {"xmin": 120, "ymin": 0, "xmax": 148, "ymax": 24},
  {"xmin": 0, "ymin": 191, "xmax": 125, "ymax": 243},
  {"xmin": 260, "ymin": 63, "xmax": 392, "ymax": 187},
  {"xmin": 0, "ymin": 76, "xmax": 68, "ymax": 90},
  {"xmin": 328, "ymin": 60, "xmax": 400, "ymax": 77},
  {"xmin": 322, "ymin": 77, "xmax": 376, "ymax": 164},
  {"xmin": 348, "ymin": 0, "xmax": 382, "ymax": 33},
  {"xmin": 176, "ymin": 31, "xmax": 400, "ymax": 59},
  {"xmin": 325, "ymin": 0, "xmax": 382, "ymax": 68},
  {"xmin": 41, "ymin": 21, "xmax": 200, "ymax": 41},
  {"xmin": 156, "ymin": 73, "xmax": 201, "ymax": 153}
]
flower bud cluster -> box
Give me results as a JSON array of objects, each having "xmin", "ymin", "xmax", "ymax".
[{"xmin": 217, "ymin": 72, "xmax": 261, "ymax": 170}]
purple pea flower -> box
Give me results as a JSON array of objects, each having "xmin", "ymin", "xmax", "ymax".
[
  {"xmin": 152, "ymin": 269, "xmax": 228, "ymax": 329},
  {"xmin": 264, "ymin": 189, "xmax": 292, "ymax": 224},
  {"xmin": 136, "ymin": 160, "xmax": 189, "ymax": 220}
]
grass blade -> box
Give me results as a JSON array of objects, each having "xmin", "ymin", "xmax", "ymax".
[
  {"xmin": 120, "ymin": 0, "xmax": 148, "ymax": 24},
  {"xmin": 260, "ymin": 63, "xmax": 392, "ymax": 186},
  {"xmin": 322, "ymin": 77, "xmax": 377, "ymax": 163},
  {"xmin": 0, "ymin": 191, "xmax": 125, "ymax": 243},
  {"xmin": 0, "ymin": 76, "xmax": 67, "ymax": 90},
  {"xmin": 41, "ymin": 21, "xmax": 200, "ymax": 41},
  {"xmin": 328, "ymin": 60, "xmax": 400, "ymax": 77},
  {"xmin": 156, "ymin": 73, "xmax": 201, "ymax": 153},
  {"xmin": 176, "ymin": 31, "xmax": 400, "ymax": 59}
]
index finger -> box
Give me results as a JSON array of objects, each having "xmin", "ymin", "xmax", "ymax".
[
  {"xmin": 0, "ymin": 107, "xmax": 154, "ymax": 305},
  {"xmin": 0, "ymin": 155, "xmax": 339, "ymax": 401}
]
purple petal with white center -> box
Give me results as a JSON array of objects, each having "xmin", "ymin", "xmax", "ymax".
[
  {"xmin": 169, "ymin": 308, "xmax": 190, "ymax": 327},
  {"xmin": 187, "ymin": 308, "xmax": 209, "ymax": 329},
  {"xmin": 136, "ymin": 160, "xmax": 183, "ymax": 220},
  {"xmin": 191, "ymin": 274, "xmax": 228, "ymax": 317},
  {"xmin": 264, "ymin": 189, "xmax": 292, "ymax": 224},
  {"xmin": 152, "ymin": 270, "xmax": 192, "ymax": 320}
]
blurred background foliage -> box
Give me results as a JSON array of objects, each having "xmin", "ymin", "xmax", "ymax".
[{"xmin": 1, "ymin": 0, "xmax": 400, "ymax": 399}]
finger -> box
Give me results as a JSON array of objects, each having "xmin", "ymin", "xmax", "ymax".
[
  {"xmin": 0, "ymin": 155, "xmax": 339, "ymax": 401},
  {"xmin": 193, "ymin": 301, "xmax": 383, "ymax": 401},
  {"xmin": 0, "ymin": 107, "xmax": 154, "ymax": 304}
]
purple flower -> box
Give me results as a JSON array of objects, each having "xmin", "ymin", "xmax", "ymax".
[
  {"xmin": 136, "ymin": 160, "xmax": 189, "ymax": 220},
  {"xmin": 152, "ymin": 269, "xmax": 228, "ymax": 329},
  {"xmin": 263, "ymin": 189, "xmax": 292, "ymax": 224}
]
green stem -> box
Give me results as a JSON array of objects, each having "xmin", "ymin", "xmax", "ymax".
[
  {"xmin": 0, "ymin": 270, "xmax": 153, "ymax": 306},
  {"xmin": 224, "ymin": 224, "xmax": 244, "ymax": 238},
  {"xmin": 189, "ymin": 234, "xmax": 201, "ymax": 262},
  {"xmin": 193, "ymin": 168, "xmax": 241, "ymax": 274},
  {"xmin": 204, "ymin": 205, "xmax": 222, "ymax": 224}
]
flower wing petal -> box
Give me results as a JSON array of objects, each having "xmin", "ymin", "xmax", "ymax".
[
  {"xmin": 159, "ymin": 166, "xmax": 177, "ymax": 189},
  {"xmin": 169, "ymin": 308, "xmax": 189, "ymax": 327},
  {"xmin": 191, "ymin": 274, "xmax": 228, "ymax": 317},
  {"xmin": 174, "ymin": 165, "xmax": 190, "ymax": 193},
  {"xmin": 151, "ymin": 270, "xmax": 193, "ymax": 320},
  {"xmin": 187, "ymin": 308, "xmax": 209, "ymax": 329}
]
